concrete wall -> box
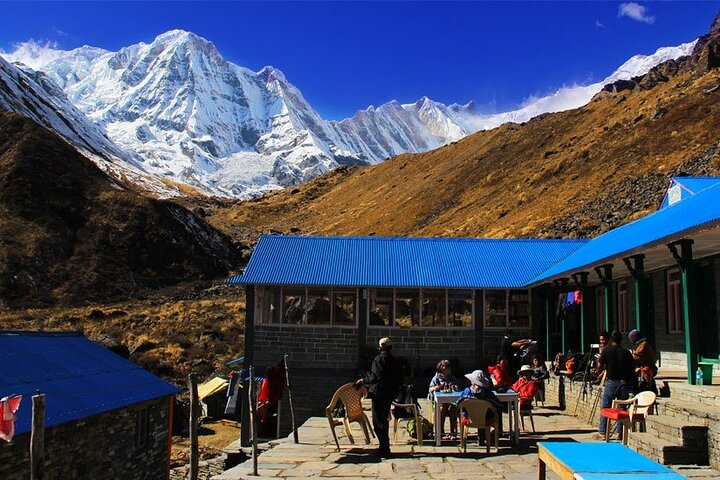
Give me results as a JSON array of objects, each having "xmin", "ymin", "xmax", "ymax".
[{"xmin": 0, "ymin": 397, "xmax": 171, "ymax": 480}]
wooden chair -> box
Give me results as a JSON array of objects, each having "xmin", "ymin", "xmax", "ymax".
[
  {"xmin": 391, "ymin": 401, "xmax": 423, "ymax": 445},
  {"xmin": 519, "ymin": 404, "xmax": 535, "ymax": 433},
  {"xmin": 600, "ymin": 391, "xmax": 657, "ymax": 445},
  {"xmin": 456, "ymin": 399, "xmax": 499, "ymax": 453},
  {"xmin": 325, "ymin": 382, "xmax": 374, "ymax": 451}
]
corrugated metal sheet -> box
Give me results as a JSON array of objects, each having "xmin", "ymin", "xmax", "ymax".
[
  {"xmin": 228, "ymin": 236, "xmax": 587, "ymax": 289},
  {"xmin": 659, "ymin": 176, "xmax": 720, "ymax": 210},
  {"xmin": 0, "ymin": 332, "xmax": 180, "ymax": 436},
  {"xmin": 534, "ymin": 181, "xmax": 720, "ymax": 284}
]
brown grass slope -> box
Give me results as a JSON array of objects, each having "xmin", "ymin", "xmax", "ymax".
[
  {"xmin": 216, "ymin": 16, "xmax": 720, "ymax": 243},
  {"xmin": 0, "ymin": 111, "xmax": 239, "ymax": 309}
]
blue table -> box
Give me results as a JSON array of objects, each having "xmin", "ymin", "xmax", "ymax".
[{"xmin": 537, "ymin": 442, "xmax": 686, "ymax": 479}]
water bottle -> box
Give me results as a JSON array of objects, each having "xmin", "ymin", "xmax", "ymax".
[{"xmin": 696, "ymin": 367, "xmax": 704, "ymax": 386}]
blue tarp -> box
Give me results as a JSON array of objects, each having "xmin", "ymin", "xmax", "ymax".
[{"xmin": 0, "ymin": 332, "xmax": 180, "ymax": 436}]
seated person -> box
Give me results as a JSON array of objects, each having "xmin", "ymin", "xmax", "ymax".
[
  {"xmin": 427, "ymin": 359, "xmax": 459, "ymax": 438},
  {"xmin": 487, "ymin": 355, "xmax": 513, "ymax": 391},
  {"xmin": 530, "ymin": 354, "xmax": 549, "ymax": 400},
  {"xmin": 511, "ymin": 365, "xmax": 538, "ymax": 410},
  {"xmin": 457, "ymin": 369, "xmax": 503, "ymax": 434}
]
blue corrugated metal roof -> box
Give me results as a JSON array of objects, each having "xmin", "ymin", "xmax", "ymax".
[
  {"xmin": 228, "ymin": 236, "xmax": 587, "ymax": 289},
  {"xmin": 0, "ymin": 332, "xmax": 180, "ymax": 436},
  {"xmin": 534, "ymin": 181, "xmax": 720, "ymax": 284},
  {"xmin": 659, "ymin": 177, "xmax": 720, "ymax": 209}
]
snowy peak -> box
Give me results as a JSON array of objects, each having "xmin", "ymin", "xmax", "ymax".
[{"xmin": 0, "ymin": 28, "xmax": 698, "ymax": 198}]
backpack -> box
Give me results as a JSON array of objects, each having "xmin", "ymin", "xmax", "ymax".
[
  {"xmin": 406, "ymin": 417, "xmax": 433, "ymax": 439},
  {"xmin": 392, "ymin": 384, "xmax": 419, "ymax": 419}
]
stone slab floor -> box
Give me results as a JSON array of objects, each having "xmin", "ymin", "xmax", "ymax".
[{"xmin": 214, "ymin": 404, "xmax": 719, "ymax": 480}]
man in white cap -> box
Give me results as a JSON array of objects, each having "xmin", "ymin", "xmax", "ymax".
[{"xmin": 357, "ymin": 337, "xmax": 404, "ymax": 458}]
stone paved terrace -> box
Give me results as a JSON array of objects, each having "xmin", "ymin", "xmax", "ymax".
[{"xmin": 213, "ymin": 402, "xmax": 720, "ymax": 480}]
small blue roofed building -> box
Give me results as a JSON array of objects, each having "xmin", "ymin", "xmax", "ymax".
[
  {"xmin": 0, "ymin": 331, "xmax": 180, "ymax": 480},
  {"xmin": 232, "ymin": 176, "xmax": 720, "ymax": 441}
]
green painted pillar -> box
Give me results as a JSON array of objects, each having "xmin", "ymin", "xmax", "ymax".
[
  {"xmin": 624, "ymin": 255, "xmax": 649, "ymax": 341},
  {"xmin": 669, "ymin": 240, "xmax": 698, "ymax": 384},
  {"xmin": 579, "ymin": 293, "xmax": 585, "ymax": 352},
  {"xmin": 561, "ymin": 313, "xmax": 566, "ymax": 355},
  {"xmin": 595, "ymin": 264, "xmax": 614, "ymax": 331}
]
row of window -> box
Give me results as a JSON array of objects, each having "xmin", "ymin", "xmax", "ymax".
[
  {"xmin": 254, "ymin": 286, "xmax": 532, "ymax": 328},
  {"xmin": 594, "ymin": 269, "xmax": 684, "ymax": 333}
]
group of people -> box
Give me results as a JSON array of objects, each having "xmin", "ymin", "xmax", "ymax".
[
  {"xmin": 357, "ymin": 331, "xmax": 548, "ymax": 457},
  {"xmin": 594, "ymin": 329, "xmax": 658, "ymax": 439}
]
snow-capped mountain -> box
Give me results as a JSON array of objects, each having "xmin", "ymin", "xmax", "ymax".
[{"xmin": 1, "ymin": 31, "xmax": 696, "ymax": 198}]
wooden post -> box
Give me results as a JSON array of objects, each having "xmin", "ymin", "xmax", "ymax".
[
  {"xmin": 248, "ymin": 365, "xmax": 258, "ymax": 476},
  {"xmin": 188, "ymin": 374, "xmax": 199, "ymax": 480},
  {"xmin": 284, "ymin": 354, "xmax": 298, "ymax": 443},
  {"xmin": 30, "ymin": 393, "xmax": 45, "ymax": 480}
]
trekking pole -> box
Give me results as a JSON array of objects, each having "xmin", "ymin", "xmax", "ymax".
[
  {"xmin": 588, "ymin": 371, "xmax": 606, "ymax": 423},
  {"xmin": 284, "ymin": 354, "xmax": 298, "ymax": 443},
  {"xmin": 573, "ymin": 352, "xmax": 593, "ymax": 416}
]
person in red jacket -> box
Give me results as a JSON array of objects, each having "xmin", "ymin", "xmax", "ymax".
[
  {"xmin": 488, "ymin": 355, "xmax": 513, "ymax": 391},
  {"xmin": 511, "ymin": 365, "xmax": 538, "ymax": 409}
]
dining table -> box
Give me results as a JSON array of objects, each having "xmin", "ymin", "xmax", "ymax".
[{"xmin": 432, "ymin": 390, "xmax": 520, "ymax": 446}]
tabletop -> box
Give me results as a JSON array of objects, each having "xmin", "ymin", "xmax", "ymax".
[{"xmin": 538, "ymin": 442, "xmax": 677, "ymax": 475}]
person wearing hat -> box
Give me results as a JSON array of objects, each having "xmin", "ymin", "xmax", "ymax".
[
  {"xmin": 628, "ymin": 329, "xmax": 658, "ymax": 376},
  {"xmin": 511, "ymin": 365, "xmax": 539, "ymax": 409},
  {"xmin": 457, "ymin": 369, "xmax": 503, "ymax": 435},
  {"xmin": 357, "ymin": 337, "xmax": 404, "ymax": 458}
]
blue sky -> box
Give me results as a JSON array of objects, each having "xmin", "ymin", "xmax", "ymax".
[{"xmin": 1, "ymin": 1, "xmax": 718, "ymax": 119}]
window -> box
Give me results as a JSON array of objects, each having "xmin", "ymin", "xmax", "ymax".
[
  {"xmin": 395, "ymin": 289, "xmax": 419, "ymax": 327},
  {"xmin": 283, "ymin": 287, "xmax": 306, "ymax": 324},
  {"xmin": 484, "ymin": 290, "xmax": 508, "ymax": 328},
  {"xmin": 596, "ymin": 286, "xmax": 606, "ymax": 330},
  {"xmin": 509, "ymin": 291, "xmax": 531, "ymax": 328},
  {"xmin": 265, "ymin": 287, "xmax": 281, "ymax": 324},
  {"xmin": 306, "ymin": 288, "xmax": 331, "ymax": 324},
  {"xmin": 667, "ymin": 269, "xmax": 683, "ymax": 333},
  {"xmin": 134, "ymin": 408, "xmax": 149, "ymax": 449},
  {"xmin": 449, "ymin": 290, "xmax": 473, "ymax": 327},
  {"xmin": 617, "ymin": 281, "xmax": 628, "ymax": 332},
  {"xmin": 421, "ymin": 289, "xmax": 447, "ymax": 327},
  {"xmin": 370, "ymin": 289, "xmax": 393, "ymax": 326},
  {"xmin": 332, "ymin": 289, "xmax": 357, "ymax": 325}
]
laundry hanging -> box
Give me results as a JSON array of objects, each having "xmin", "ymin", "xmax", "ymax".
[{"xmin": 0, "ymin": 395, "xmax": 22, "ymax": 443}]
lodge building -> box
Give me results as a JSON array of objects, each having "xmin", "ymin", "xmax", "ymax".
[{"xmin": 231, "ymin": 176, "xmax": 720, "ymax": 437}]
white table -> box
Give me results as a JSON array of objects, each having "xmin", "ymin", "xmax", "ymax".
[
  {"xmin": 433, "ymin": 391, "xmax": 461, "ymax": 446},
  {"xmin": 494, "ymin": 390, "xmax": 520, "ymax": 445}
]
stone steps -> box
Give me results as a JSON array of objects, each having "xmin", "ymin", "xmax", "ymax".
[
  {"xmin": 628, "ymin": 431, "xmax": 710, "ymax": 466},
  {"xmin": 656, "ymin": 397, "xmax": 720, "ymax": 424},
  {"xmin": 663, "ymin": 381, "xmax": 720, "ymax": 408},
  {"xmin": 643, "ymin": 414, "xmax": 708, "ymax": 447}
]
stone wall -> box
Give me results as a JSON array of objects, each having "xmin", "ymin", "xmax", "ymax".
[
  {"xmin": 254, "ymin": 325, "xmax": 359, "ymax": 369},
  {"xmin": 171, "ymin": 455, "xmax": 226, "ymax": 480},
  {"xmin": 0, "ymin": 397, "xmax": 172, "ymax": 480}
]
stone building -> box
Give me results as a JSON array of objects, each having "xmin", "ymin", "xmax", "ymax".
[
  {"xmin": 0, "ymin": 331, "xmax": 179, "ymax": 480},
  {"xmin": 233, "ymin": 177, "xmax": 720, "ymax": 442}
]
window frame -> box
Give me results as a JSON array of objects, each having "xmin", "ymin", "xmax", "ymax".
[
  {"xmin": 483, "ymin": 289, "xmax": 532, "ymax": 330},
  {"xmin": 667, "ymin": 268, "xmax": 683, "ymax": 333}
]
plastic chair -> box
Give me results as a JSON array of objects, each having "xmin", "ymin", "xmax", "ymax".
[
  {"xmin": 391, "ymin": 401, "xmax": 423, "ymax": 445},
  {"xmin": 457, "ymin": 399, "xmax": 499, "ymax": 453},
  {"xmin": 325, "ymin": 382, "xmax": 374, "ymax": 451},
  {"xmin": 519, "ymin": 404, "xmax": 535, "ymax": 432},
  {"xmin": 600, "ymin": 391, "xmax": 657, "ymax": 445}
]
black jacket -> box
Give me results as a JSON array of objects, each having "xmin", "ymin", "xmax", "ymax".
[{"xmin": 365, "ymin": 351, "xmax": 404, "ymax": 400}]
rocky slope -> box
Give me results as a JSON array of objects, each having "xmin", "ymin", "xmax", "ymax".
[
  {"xmin": 0, "ymin": 111, "xmax": 238, "ymax": 309},
  {"xmin": 214, "ymin": 13, "xmax": 720, "ymax": 244},
  {"xmin": 3, "ymin": 31, "xmax": 693, "ymax": 198}
]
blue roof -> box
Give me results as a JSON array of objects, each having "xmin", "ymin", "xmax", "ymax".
[
  {"xmin": 0, "ymin": 332, "xmax": 180, "ymax": 436},
  {"xmin": 659, "ymin": 176, "xmax": 720, "ymax": 210},
  {"xmin": 228, "ymin": 235, "xmax": 587, "ymax": 289},
  {"xmin": 534, "ymin": 181, "xmax": 720, "ymax": 284}
]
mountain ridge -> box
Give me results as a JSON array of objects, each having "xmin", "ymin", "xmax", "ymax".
[{"xmin": 1, "ymin": 31, "xmax": 695, "ymax": 198}]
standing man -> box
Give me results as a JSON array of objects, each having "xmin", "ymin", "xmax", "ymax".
[
  {"xmin": 358, "ymin": 337, "xmax": 404, "ymax": 458},
  {"xmin": 596, "ymin": 330, "xmax": 635, "ymax": 439},
  {"xmin": 628, "ymin": 329, "xmax": 658, "ymax": 376}
]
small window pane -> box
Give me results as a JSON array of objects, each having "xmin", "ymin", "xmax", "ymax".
[
  {"xmin": 283, "ymin": 287, "xmax": 305, "ymax": 324},
  {"xmin": 449, "ymin": 290, "xmax": 473, "ymax": 327},
  {"xmin": 307, "ymin": 288, "xmax": 331, "ymax": 325},
  {"xmin": 422, "ymin": 289, "xmax": 446, "ymax": 327},
  {"xmin": 485, "ymin": 290, "xmax": 507, "ymax": 328},
  {"xmin": 333, "ymin": 289, "xmax": 356, "ymax": 325},
  {"xmin": 370, "ymin": 289, "xmax": 393, "ymax": 326},
  {"xmin": 509, "ymin": 290, "xmax": 531, "ymax": 328},
  {"xmin": 395, "ymin": 289, "xmax": 419, "ymax": 327}
]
